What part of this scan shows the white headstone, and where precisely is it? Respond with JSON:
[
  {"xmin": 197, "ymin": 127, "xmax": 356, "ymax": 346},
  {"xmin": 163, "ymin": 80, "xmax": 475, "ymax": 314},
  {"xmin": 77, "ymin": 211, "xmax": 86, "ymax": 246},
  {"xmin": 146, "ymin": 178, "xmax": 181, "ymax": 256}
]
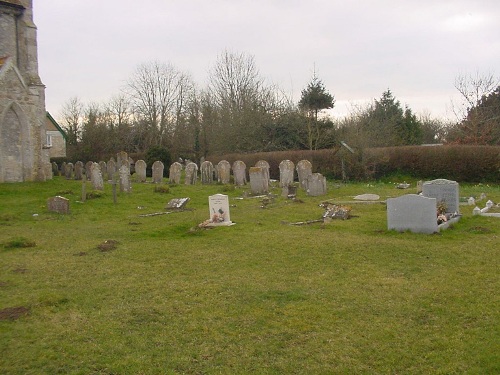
[
  {"xmin": 90, "ymin": 162, "xmax": 104, "ymax": 190},
  {"xmin": 279, "ymin": 160, "xmax": 294, "ymax": 187},
  {"xmin": 208, "ymin": 194, "xmax": 233, "ymax": 226}
]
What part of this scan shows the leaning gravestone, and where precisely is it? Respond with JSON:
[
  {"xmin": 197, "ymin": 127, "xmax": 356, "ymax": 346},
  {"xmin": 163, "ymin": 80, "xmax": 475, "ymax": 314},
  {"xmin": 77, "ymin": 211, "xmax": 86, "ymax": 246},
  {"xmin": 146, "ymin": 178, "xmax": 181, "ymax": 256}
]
[
  {"xmin": 279, "ymin": 160, "xmax": 295, "ymax": 187},
  {"xmin": 422, "ymin": 179, "xmax": 460, "ymax": 213},
  {"xmin": 200, "ymin": 161, "xmax": 214, "ymax": 185},
  {"xmin": 74, "ymin": 161, "xmax": 84, "ymax": 180},
  {"xmin": 255, "ymin": 160, "xmax": 270, "ymax": 184},
  {"xmin": 90, "ymin": 162, "xmax": 104, "ymax": 191},
  {"xmin": 169, "ymin": 162, "xmax": 182, "ymax": 184},
  {"xmin": 64, "ymin": 162, "xmax": 74, "ymax": 179},
  {"xmin": 152, "ymin": 161, "xmax": 164, "ymax": 184},
  {"xmin": 208, "ymin": 194, "xmax": 233, "ymax": 226},
  {"xmin": 232, "ymin": 160, "xmax": 247, "ymax": 186},
  {"xmin": 217, "ymin": 160, "xmax": 231, "ymax": 184},
  {"xmin": 387, "ymin": 194, "xmax": 438, "ymax": 234},
  {"xmin": 185, "ymin": 162, "xmax": 198, "ymax": 185},
  {"xmin": 166, "ymin": 197, "xmax": 190, "ymax": 210},
  {"xmin": 135, "ymin": 160, "xmax": 147, "ymax": 183},
  {"xmin": 47, "ymin": 196, "xmax": 70, "ymax": 214},
  {"xmin": 249, "ymin": 166, "xmax": 269, "ymax": 195},
  {"xmin": 296, "ymin": 160, "xmax": 313, "ymax": 190},
  {"xmin": 51, "ymin": 162, "xmax": 59, "ymax": 176},
  {"xmin": 119, "ymin": 164, "xmax": 131, "ymax": 192},
  {"xmin": 306, "ymin": 173, "xmax": 327, "ymax": 196}
]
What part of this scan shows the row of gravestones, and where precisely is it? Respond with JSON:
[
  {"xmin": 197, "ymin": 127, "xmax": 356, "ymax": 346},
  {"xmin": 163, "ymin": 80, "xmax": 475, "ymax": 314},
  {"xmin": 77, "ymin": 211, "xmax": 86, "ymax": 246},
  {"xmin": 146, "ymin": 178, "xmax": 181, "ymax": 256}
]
[{"xmin": 54, "ymin": 154, "xmax": 328, "ymax": 197}]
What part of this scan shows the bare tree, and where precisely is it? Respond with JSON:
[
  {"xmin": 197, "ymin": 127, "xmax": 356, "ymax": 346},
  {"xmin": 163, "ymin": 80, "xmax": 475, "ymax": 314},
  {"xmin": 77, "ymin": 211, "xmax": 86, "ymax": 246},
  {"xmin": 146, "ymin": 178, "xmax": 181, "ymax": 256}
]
[
  {"xmin": 60, "ymin": 97, "xmax": 83, "ymax": 145},
  {"xmin": 452, "ymin": 71, "xmax": 498, "ymax": 120}
]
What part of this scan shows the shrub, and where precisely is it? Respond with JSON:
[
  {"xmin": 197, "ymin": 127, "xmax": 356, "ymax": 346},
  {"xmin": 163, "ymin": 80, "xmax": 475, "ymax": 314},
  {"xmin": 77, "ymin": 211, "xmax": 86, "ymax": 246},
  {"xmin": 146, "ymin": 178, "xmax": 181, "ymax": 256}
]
[{"xmin": 145, "ymin": 146, "xmax": 172, "ymax": 177}]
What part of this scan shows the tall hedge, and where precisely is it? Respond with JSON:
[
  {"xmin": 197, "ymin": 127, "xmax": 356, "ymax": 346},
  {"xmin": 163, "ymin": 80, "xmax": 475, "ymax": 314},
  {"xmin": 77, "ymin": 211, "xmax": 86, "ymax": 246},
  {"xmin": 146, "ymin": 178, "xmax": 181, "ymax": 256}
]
[{"xmin": 209, "ymin": 145, "xmax": 499, "ymax": 182}]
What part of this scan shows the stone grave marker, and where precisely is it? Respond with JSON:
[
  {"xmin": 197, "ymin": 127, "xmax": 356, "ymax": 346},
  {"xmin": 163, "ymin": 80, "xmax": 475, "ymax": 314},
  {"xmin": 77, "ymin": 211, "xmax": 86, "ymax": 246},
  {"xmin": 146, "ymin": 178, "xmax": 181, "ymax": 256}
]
[
  {"xmin": 387, "ymin": 194, "xmax": 438, "ymax": 234},
  {"xmin": 47, "ymin": 196, "xmax": 70, "ymax": 214},
  {"xmin": 306, "ymin": 173, "xmax": 327, "ymax": 196},
  {"xmin": 166, "ymin": 197, "xmax": 190, "ymax": 210},
  {"xmin": 249, "ymin": 166, "xmax": 269, "ymax": 195},
  {"xmin": 64, "ymin": 162, "xmax": 73, "ymax": 179},
  {"xmin": 169, "ymin": 162, "xmax": 182, "ymax": 184},
  {"xmin": 119, "ymin": 164, "xmax": 131, "ymax": 192},
  {"xmin": 255, "ymin": 160, "xmax": 270, "ymax": 184},
  {"xmin": 200, "ymin": 161, "xmax": 214, "ymax": 184},
  {"xmin": 422, "ymin": 179, "xmax": 460, "ymax": 213},
  {"xmin": 74, "ymin": 161, "xmax": 84, "ymax": 180},
  {"xmin": 416, "ymin": 180, "xmax": 423, "ymax": 194},
  {"xmin": 135, "ymin": 160, "xmax": 147, "ymax": 182},
  {"xmin": 208, "ymin": 194, "xmax": 233, "ymax": 226},
  {"xmin": 107, "ymin": 159, "xmax": 116, "ymax": 181},
  {"xmin": 279, "ymin": 160, "xmax": 295, "ymax": 187},
  {"xmin": 232, "ymin": 160, "xmax": 247, "ymax": 186},
  {"xmin": 354, "ymin": 194, "xmax": 380, "ymax": 201},
  {"xmin": 51, "ymin": 162, "xmax": 59, "ymax": 176},
  {"xmin": 217, "ymin": 160, "xmax": 231, "ymax": 184},
  {"xmin": 152, "ymin": 161, "xmax": 164, "ymax": 184},
  {"xmin": 90, "ymin": 162, "xmax": 104, "ymax": 190},
  {"xmin": 85, "ymin": 161, "xmax": 93, "ymax": 180},
  {"xmin": 117, "ymin": 151, "xmax": 128, "ymax": 169},
  {"xmin": 185, "ymin": 162, "xmax": 198, "ymax": 185},
  {"xmin": 296, "ymin": 160, "xmax": 312, "ymax": 190},
  {"xmin": 99, "ymin": 161, "xmax": 107, "ymax": 176}
]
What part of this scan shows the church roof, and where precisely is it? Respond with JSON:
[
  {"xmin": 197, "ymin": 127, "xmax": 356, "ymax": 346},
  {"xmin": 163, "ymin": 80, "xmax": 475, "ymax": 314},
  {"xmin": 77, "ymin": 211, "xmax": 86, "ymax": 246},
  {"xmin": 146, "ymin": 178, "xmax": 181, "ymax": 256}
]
[{"xmin": 0, "ymin": 0, "xmax": 25, "ymax": 7}]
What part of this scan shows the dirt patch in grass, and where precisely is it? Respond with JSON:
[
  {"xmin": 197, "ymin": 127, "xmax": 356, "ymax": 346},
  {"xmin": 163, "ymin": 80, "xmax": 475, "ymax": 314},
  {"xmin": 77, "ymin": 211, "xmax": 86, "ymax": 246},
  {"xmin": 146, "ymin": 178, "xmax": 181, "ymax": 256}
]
[
  {"xmin": 13, "ymin": 267, "xmax": 28, "ymax": 274},
  {"xmin": 0, "ymin": 281, "xmax": 9, "ymax": 288},
  {"xmin": 467, "ymin": 226, "xmax": 492, "ymax": 234},
  {"xmin": 97, "ymin": 240, "xmax": 119, "ymax": 252},
  {"xmin": 0, "ymin": 306, "xmax": 30, "ymax": 321},
  {"xmin": 74, "ymin": 251, "xmax": 87, "ymax": 256}
]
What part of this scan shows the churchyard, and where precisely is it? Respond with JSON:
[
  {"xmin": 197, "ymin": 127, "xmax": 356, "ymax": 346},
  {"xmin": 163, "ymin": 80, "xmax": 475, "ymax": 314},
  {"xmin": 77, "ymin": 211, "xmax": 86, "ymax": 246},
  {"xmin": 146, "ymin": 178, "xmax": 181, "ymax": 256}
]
[{"xmin": 0, "ymin": 164, "xmax": 499, "ymax": 374}]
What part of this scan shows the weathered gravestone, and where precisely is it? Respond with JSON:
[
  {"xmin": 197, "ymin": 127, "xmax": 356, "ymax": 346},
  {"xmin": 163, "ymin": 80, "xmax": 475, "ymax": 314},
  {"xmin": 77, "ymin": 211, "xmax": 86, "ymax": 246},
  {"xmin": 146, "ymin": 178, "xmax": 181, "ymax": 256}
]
[
  {"xmin": 422, "ymin": 179, "xmax": 460, "ymax": 214},
  {"xmin": 51, "ymin": 162, "xmax": 59, "ymax": 176},
  {"xmin": 107, "ymin": 159, "xmax": 116, "ymax": 181},
  {"xmin": 85, "ymin": 161, "xmax": 93, "ymax": 180},
  {"xmin": 296, "ymin": 160, "xmax": 313, "ymax": 190},
  {"xmin": 255, "ymin": 160, "xmax": 270, "ymax": 184},
  {"xmin": 135, "ymin": 160, "xmax": 147, "ymax": 182},
  {"xmin": 166, "ymin": 197, "xmax": 190, "ymax": 210},
  {"xmin": 169, "ymin": 162, "xmax": 182, "ymax": 184},
  {"xmin": 387, "ymin": 194, "xmax": 438, "ymax": 234},
  {"xmin": 64, "ymin": 162, "xmax": 73, "ymax": 179},
  {"xmin": 208, "ymin": 194, "xmax": 233, "ymax": 226},
  {"xmin": 74, "ymin": 161, "xmax": 84, "ymax": 180},
  {"xmin": 185, "ymin": 162, "xmax": 198, "ymax": 185},
  {"xmin": 90, "ymin": 162, "xmax": 104, "ymax": 190},
  {"xmin": 119, "ymin": 165, "xmax": 131, "ymax": 192},
  {"xmin": 249, "ymin": 167, "xmax": 269, "ymax": 195},
  {"xmin": 99, "ymin": 161, "xmax": 107, "ymax": 177},
  {"xmin": 279, "ymin": 160, "xmax": 295, "ymax": 187},
  {"xmin": 47, "ymin": 196, "xmax": 70, "ymax": 214},
  {"xmin": 232, "ymin": 160, "xmax": 247, "ymax": 186},
  {"xmin": 306, "ymin": 173, "xmax": 327, "ymax": 196},
  {"xmin": 117, "ymin": 151, "xmax": 128, "ymax": 169},
  {"xmin": 200, "ymin": 161, "xmax": 214, "ymax": 184},
  {"xmin": 61, "ymin": 162, "xmax": 66, "ymax": 177},
  {"xmin": 217, "ymin": 160, "xmax": 231, "ymax": 184},
  {"xmin": 152, "ymin": 161, "xmax": 164, "ymax": 184}
]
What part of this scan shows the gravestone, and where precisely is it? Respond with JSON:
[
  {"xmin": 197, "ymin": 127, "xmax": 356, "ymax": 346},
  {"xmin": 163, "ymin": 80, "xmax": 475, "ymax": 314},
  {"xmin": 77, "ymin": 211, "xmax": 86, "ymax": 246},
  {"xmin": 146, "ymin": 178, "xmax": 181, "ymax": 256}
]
[
  {"xmin": 135, "ymin": 160, "xmax": 147, "ymax": 182},
  {"xmin": 99, "ymin": 161, "xmax": 107, "ymax": 177},
  {"xmin": 296, "ymin": 160, "xmax": 313, "ymax": 190},
  {"xmin": 64, "ymin": 162, "xmax": 73, "ymax": 179},
  {"xmin": 200, "ymin": 161, "xmax": 214, "ymax": 184},
  {"xmin": 74, "ymin": 161, "xmax": 83, "ymax": 180},
  {"xmin": 51, "ymin": 162, "xmax": 59, "ymax": 176},
  {"xmin": 128, "ymin": 157, "xmax": 135, "ymax": 174},
  {"xmin": 119, "ymin": 165, "xmax": 131, "ymax": 192},
  {"xmin": 166, "ymin": 197, "xmax": 190, "ymax": 210},
  {"xmin": 107, "ymin": 159, "xmax": 116, "ymax": 181},
  {"xmin": 232, "ymin": 160, "xmax": 247, "ymax": 186},
  {"xmin": 422, "ymin": 179, "xmax": 460, "ymax": 213},
  {"xmin": 387, "ymin": 194, "xmax": 438, "ymax": 234},
  {"xmin": 185, "ymin": 162, "xmax": 198, "ymax": 185},
  {"xmin": 85, "ymin": 161, "xmax": 93, "ymax": 180},
  {"xmin": 90, "ymin": 162, "xmax": 104, "ymax": 190},
  {"xmin": 208, "ymin": 194, "xmax": 233, "ymax": 226},
  {"xmin": 47, "ymin": 196, "xmax": 70, "ymax": 214},
  {"xmin": 61, "ymin": 162, "xmax": 66, "ymax": 177},
  {"xmin": 255, "ymin": 160, "xmax": 270, "ymax": 184},
  {"xmin": 152, "ymin": 161, "xmax": 164, "ymax": 184},
  {"xmin": 117, "ymin": 151, "xmax": 128, "ymax": 169},
  {"xmin": 279, "ymin": 160, "xmax": 295, "ymax": 187},
  {"xmin": 249, "ymin": 166, "xmax": 269, "ymax": 194},
  {"xmin": 354, "ymin": 194, "xmax": 380, "ymax": 201},
  {"xmin": 306, "ymin": 173, "xmax": 327, "ymax": 196},
  {"xmin": 217, "ymin": 160, "xmax": 231, "ymax": 184},
  {"xmin": 169, "ymin": 162, "xmax": 182, "ymax": 184},
  {"xmin": 416, "ymin": 180, "xmax": 423, "ymax": 194}
]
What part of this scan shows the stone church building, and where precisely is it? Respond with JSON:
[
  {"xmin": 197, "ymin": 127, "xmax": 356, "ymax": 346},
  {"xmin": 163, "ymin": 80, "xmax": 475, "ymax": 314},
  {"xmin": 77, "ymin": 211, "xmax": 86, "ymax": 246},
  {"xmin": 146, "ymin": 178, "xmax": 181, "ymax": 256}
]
[{"xmin": 0, "ymin": 0, "xmax": 52, "ymax": 182}]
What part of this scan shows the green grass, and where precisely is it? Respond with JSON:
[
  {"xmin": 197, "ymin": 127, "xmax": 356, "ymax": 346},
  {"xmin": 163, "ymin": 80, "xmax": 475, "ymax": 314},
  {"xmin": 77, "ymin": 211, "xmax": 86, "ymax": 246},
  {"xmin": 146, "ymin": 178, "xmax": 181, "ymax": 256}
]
[{"xmin": 0, "ymin": 177, "xmax": 499, "ymax": 374}]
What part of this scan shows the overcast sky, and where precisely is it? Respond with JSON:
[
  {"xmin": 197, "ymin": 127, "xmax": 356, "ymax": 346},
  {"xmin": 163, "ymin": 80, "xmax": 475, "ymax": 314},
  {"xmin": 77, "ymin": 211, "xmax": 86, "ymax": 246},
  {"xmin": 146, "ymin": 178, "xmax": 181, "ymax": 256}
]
[{"xmin": 34, "ymin": 0, "xmax": 499, "ymax": 121}]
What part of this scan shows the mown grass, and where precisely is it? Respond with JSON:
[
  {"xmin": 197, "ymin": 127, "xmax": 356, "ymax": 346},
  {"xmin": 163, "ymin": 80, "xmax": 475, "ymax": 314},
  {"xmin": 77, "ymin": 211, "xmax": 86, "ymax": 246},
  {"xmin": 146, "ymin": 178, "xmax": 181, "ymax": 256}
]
[{"xmin": 0, "ymin": 177, "xmax": 499, "ymax": 374}]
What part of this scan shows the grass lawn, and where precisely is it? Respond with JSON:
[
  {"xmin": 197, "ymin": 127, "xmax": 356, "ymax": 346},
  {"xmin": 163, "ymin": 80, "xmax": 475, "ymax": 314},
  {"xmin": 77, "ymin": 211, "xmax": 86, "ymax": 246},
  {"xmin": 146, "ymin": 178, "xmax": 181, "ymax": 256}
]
[{"xmin": 0, "ymin": 176, "xmax": 499, "ymax": 374}]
